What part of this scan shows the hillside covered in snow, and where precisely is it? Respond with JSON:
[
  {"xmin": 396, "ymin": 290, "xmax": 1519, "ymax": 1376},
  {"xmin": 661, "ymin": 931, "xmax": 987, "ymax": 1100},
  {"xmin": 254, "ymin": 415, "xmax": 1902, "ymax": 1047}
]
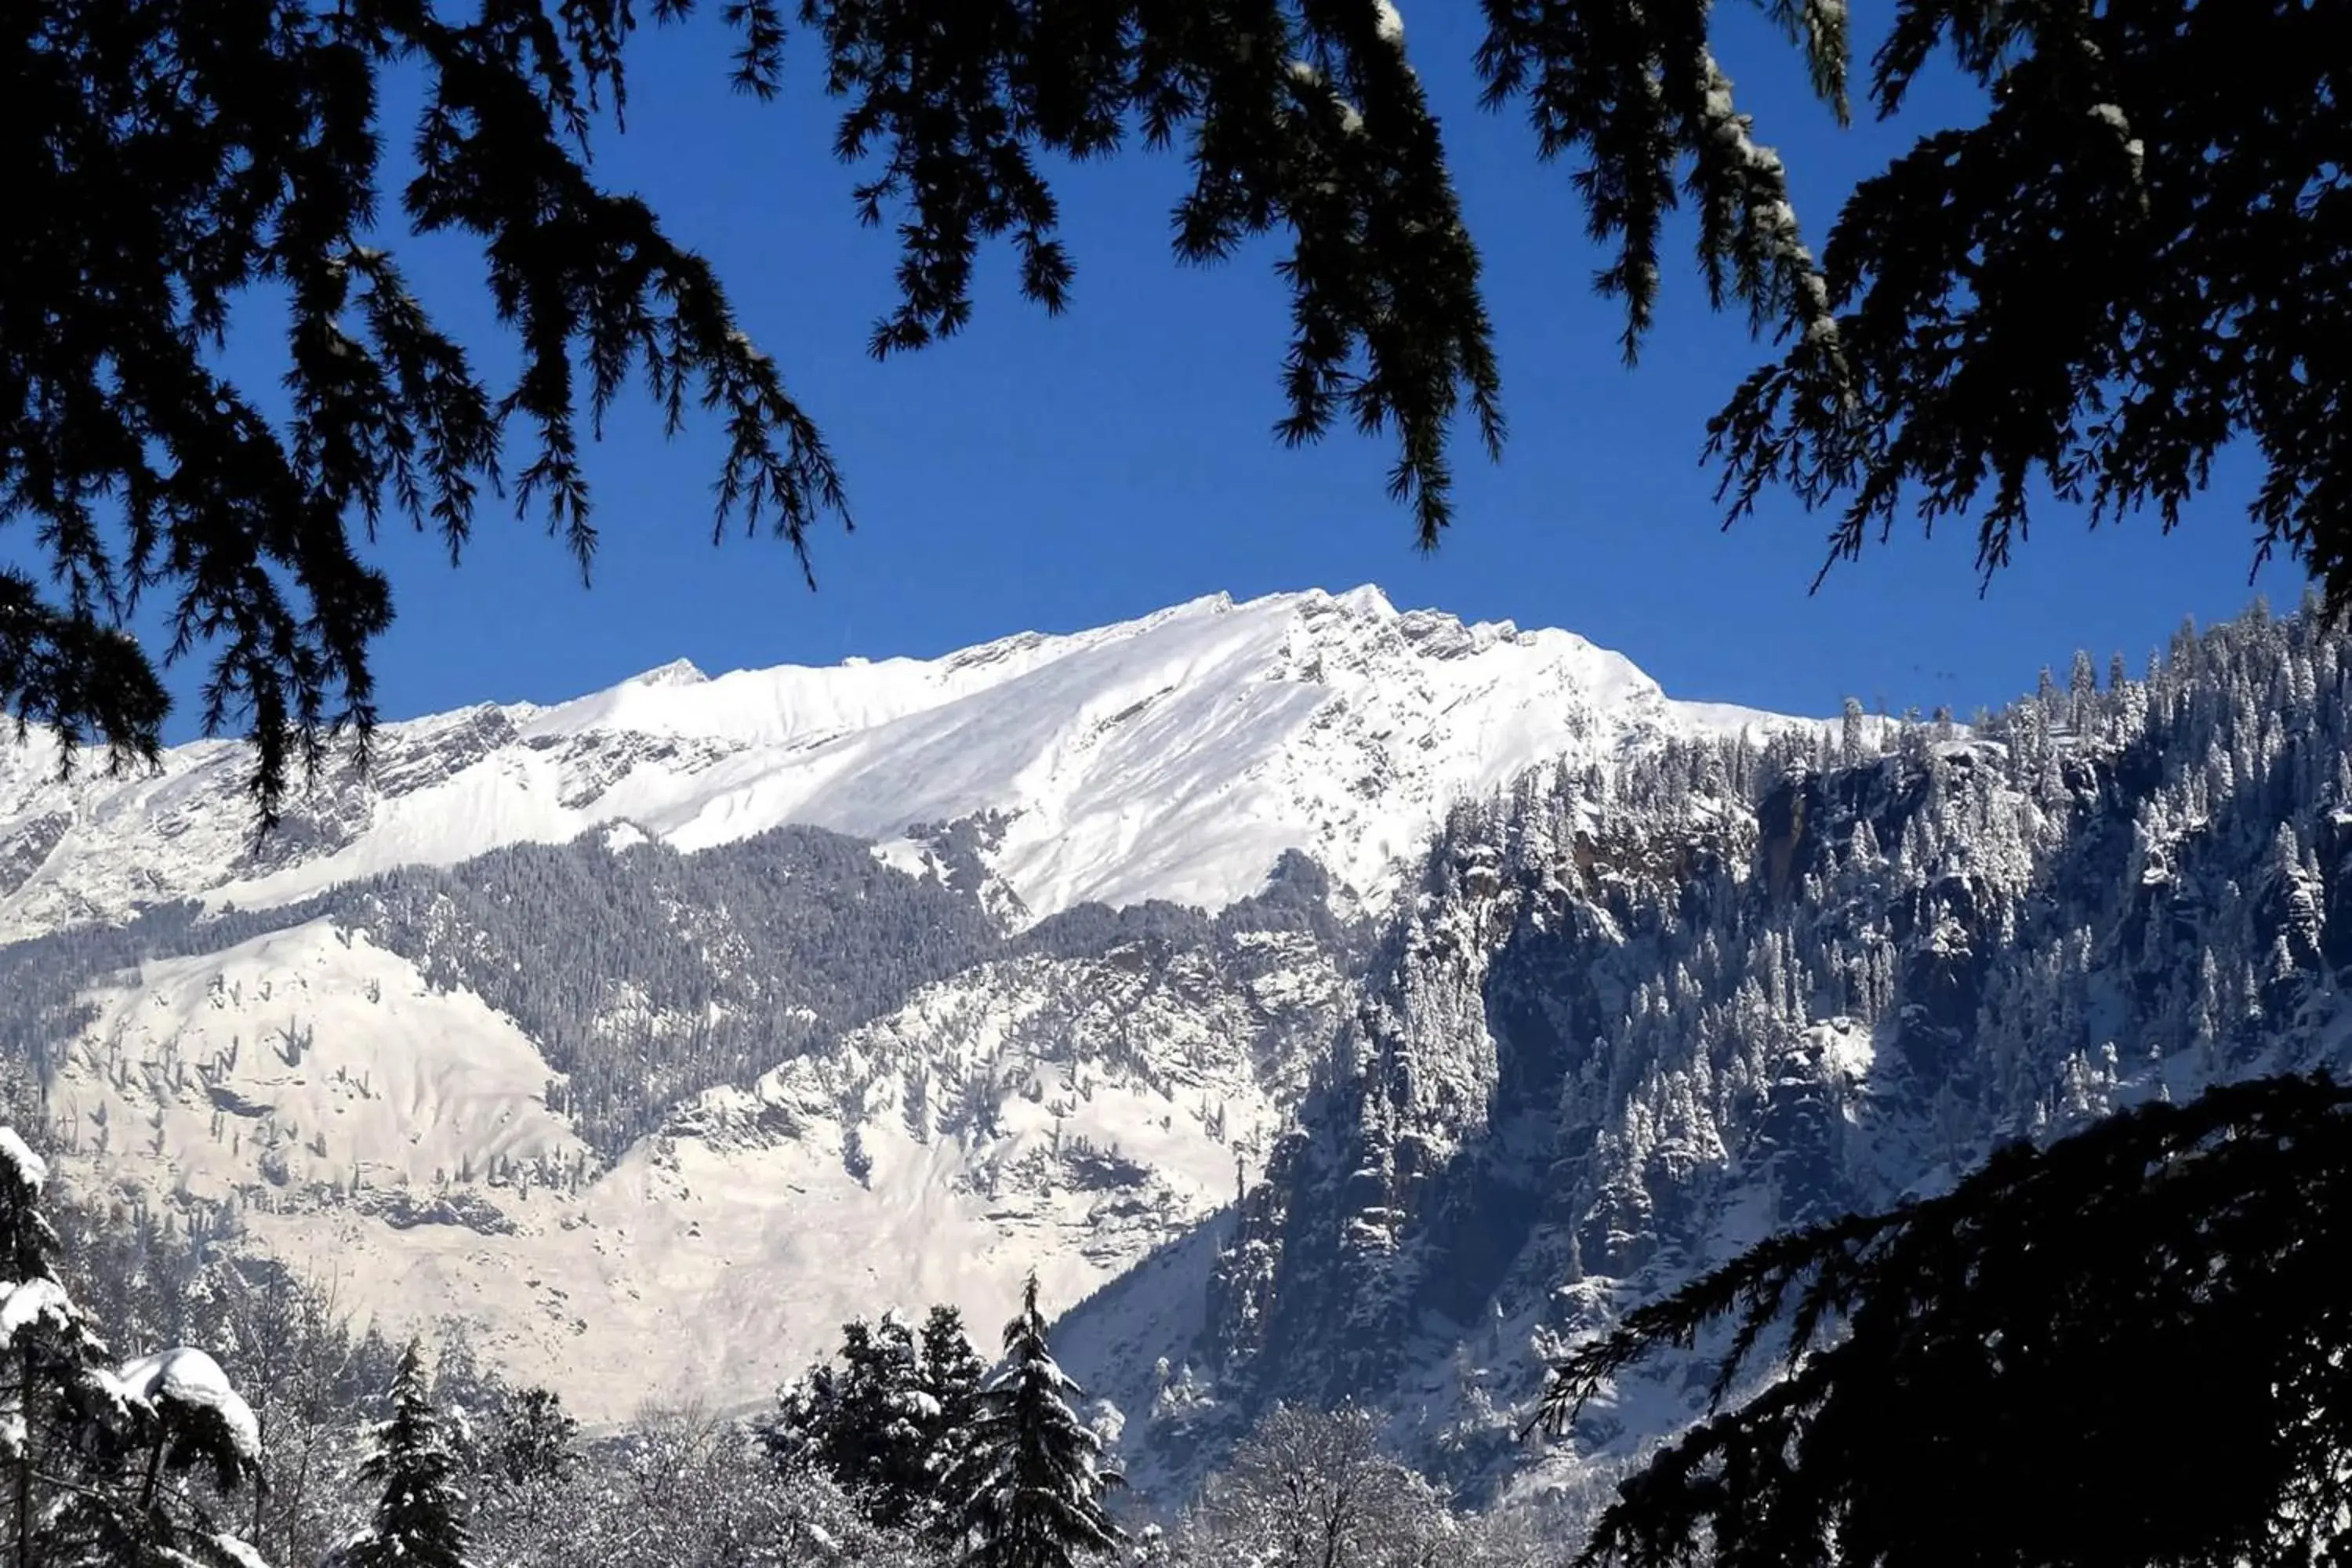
[
  {"xmin": 0, "ymin": 586, "xmax": 1795, "ymax": 1428},
  {"xmin": 1065, "ymin": 601, "xmax": 2352, "ymax": 1504},
  {"xmin": 11, "ymin": 584, "xmax": 2339, "ymax": 1522}
]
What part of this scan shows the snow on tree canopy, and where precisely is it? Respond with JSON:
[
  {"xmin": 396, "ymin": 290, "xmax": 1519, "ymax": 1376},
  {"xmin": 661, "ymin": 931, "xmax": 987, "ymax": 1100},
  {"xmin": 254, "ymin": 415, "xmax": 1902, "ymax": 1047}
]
[
  {"xmin": 949, "ymin": 1273, "xmax": 1121, "ymax": 1566},
  {"xmin": 1, "ymin": 1277, "xmax": 74, "ymax": 1345},
  {"xmin": 209, "ymin": 1532, "xmax": 271, "ymax": 1568},
  {"xmin": 0, "ymin": 1127, "xmax": 48, "ymax": 1192},
  {"xmin": 983, "ymin": 1350, "xmax": 1081, "ymax": 1399},
  {"xmin": 114, "ymin": 1348, "xmax": 263, "ymax": 1461}
]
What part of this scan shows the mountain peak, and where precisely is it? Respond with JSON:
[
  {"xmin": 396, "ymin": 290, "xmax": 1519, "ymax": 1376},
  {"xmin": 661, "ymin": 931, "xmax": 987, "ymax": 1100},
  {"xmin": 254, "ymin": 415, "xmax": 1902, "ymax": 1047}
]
[
  {"xmin": 0, "ymin": 588, "xmax": 1808, "ymax": 942},
  {"xmin": 631, "ymin": 656, "xmax": 708, "ymax": 688},
  {"xmin": 1327, "ymin": 583, "xmax": 1397, "ymax": 618}
]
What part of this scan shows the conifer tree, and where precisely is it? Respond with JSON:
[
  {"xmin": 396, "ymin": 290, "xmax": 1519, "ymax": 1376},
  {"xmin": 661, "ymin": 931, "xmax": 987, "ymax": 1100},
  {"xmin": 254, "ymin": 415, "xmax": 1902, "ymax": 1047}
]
[
  {"xmin": 347, "ymin": 1343, "xmax": 470, "ymax": 1568},
  {"xmin": 919, "ymin": 1305, "xmax": 988, "ymax": 1457},
  {"xmin": 835, "ymin": 1312, "xmax": 934, "ymax": 1527},
  {"xmin": 4, "ymin": 0, "xmax": 1867, "ymax": 817},
  {"xmin": 0, "ymin": 1127, "xmax": 103, "ymax": 1568},
  {"xmin": 772, "ymin": 1311, "xmax": 939, "ymax": 1530},
  {"xmin": 10, "ymin": 0, "xmax": 2345, "ymax": 823},
  {"xmin": 946, "ymin": 1274, "xmax": 1120, "ymax": 1568},
  {"xmin": 1538, "ymin": 1073, "xmax": 2352, "ymax": 1568},
  {"xmin": 1708, "ymin": 2, "xmax": 2347, "ymax": 601},
  {"xmin": 1, "ymin": 1127, "xmax": 266, "ymax": 1568},
  {"xmin": 918, "ymin": 1305, "xmax": 990, "ymax": 1540}
]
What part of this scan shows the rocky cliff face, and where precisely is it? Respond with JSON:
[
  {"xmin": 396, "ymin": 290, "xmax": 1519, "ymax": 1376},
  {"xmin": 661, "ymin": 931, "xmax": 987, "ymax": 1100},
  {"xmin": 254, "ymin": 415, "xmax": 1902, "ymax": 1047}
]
[{"xmin": 1082, "ymin": 605, "xmax": 2352, "ymax": 1505}]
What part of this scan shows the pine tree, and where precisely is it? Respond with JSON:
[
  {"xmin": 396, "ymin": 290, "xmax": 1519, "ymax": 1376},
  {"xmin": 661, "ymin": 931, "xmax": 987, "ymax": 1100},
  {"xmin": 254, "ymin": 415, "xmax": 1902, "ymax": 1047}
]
[
  {"xmin": 917, "ymin": 1305, "xmax": 989, "ymax": 1515},
  {"xmin": 1539, "ymin": 1074, "xmax": 2352, "ymax": 1568},
  {"xmin": 346, "ymin": 1344, "xmax": 470, "ymax": 1568},
  {"xmin": 919, "ymin": 1307, "xmax": 987, "ymax": 1432},
  {"xmin": 1709, "ymin": 3, "xmax": 2347, "ymax": 602},
  {"xmin": 837, "ymin": 1312, "xmax": 935, "ymax": 1527},
  {"xmin": 10, "ymin": 0, "xmax": 2347, "ymax": 823},
  {"xmin": 946, "ymin": 1275, "xmax": 1121, "ymax": 1568},
  {"xmin": 0, "ymin": 1127, "xmax": 100, "ymax": 1568},
  {"xmin": 771, "ymin": 1311, "xmax": 941, "ymax": 1530},
  {"xmin": 1, "ymin": 1127, "xmax": 266, "ymax": 1568}
]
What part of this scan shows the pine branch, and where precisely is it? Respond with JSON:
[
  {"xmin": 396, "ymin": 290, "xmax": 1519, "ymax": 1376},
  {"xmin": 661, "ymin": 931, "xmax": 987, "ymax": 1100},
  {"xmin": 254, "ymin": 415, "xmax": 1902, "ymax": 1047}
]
[
  {"xmin": 1712, "ymin": 0, "xmax": 2349, "ymax": 603},
  {"xmin": 1543, "ymin": 1074, "xmax": 2352, "ymax": 1568}
]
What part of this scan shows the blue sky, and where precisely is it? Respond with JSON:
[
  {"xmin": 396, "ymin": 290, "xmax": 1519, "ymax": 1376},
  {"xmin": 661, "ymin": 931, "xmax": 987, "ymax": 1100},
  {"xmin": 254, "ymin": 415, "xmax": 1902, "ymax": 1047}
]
[{"xmin": 183, "ymin": 5, "xmax": 2296, "ymax": 736}]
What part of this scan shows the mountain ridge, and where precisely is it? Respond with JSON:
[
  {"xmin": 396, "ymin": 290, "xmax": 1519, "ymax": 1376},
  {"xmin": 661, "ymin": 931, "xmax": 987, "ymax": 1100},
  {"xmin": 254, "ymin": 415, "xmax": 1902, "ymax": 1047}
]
[
  {"xmin": 0, "ymin": 586, "xmax": 1798, "ymax": 946},
  {"xmin": 0, "ymin": 584, "xmax": 1819, "ymax": 1436},
  {"xmin": 1069, "ymin": 604, "xmax": 2352, "ymax": 1509},
  {"xmin": 22, "ymin": 594, "xmax": 2321, "ymax": 1530}
]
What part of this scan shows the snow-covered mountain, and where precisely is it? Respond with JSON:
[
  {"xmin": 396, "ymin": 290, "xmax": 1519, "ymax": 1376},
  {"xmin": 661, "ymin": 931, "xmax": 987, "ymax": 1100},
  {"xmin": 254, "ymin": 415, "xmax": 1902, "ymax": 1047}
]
[
  {"xmin": 0, "ymin": 586, "xmax": 1782, "ymax": 945},
  {"xmin": 0, "ymin": 586, "xmax": 1802, "ymax": 1432},
  {"xmin": 14, "ymin": 583, "xmax": 2344, "ymax": 1523},
  {"xmin": 31, "ymin": 893, "xmax": 1348, "ymax": 1422},
  {"xmin": 1063, "ymin": 604, "xmax": 2352, "ymax": 1508}
]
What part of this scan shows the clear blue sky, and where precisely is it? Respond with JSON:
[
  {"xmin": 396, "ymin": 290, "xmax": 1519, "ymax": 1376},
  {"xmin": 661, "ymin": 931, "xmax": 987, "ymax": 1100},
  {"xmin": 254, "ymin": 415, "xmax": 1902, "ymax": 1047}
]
[{"xmin": 186, "ymin": 6, "xmax": 2296, "ymax": 737}]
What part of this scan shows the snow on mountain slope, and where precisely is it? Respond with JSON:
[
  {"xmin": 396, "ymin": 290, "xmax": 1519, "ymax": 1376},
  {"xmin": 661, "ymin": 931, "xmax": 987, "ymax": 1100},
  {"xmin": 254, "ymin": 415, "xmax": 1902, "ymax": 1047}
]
[
  {"xmin": 35, "ymin": 906, "xmax": 1352, "ymax": 1423},
  {"xmin": 222, "ymin": 1087, "xmax": 1212, "ymax": 1428},
  {"xmin": 0, "ymin": 586, "xmax": 1796, "ymax": 942},
  {"xmin": 44, "ymin": 920, "xmax": 587, "ymax": 1196},
  {"xmin": 1, "ymin": 583, "xmax": 1824, "ymax": 1433}
]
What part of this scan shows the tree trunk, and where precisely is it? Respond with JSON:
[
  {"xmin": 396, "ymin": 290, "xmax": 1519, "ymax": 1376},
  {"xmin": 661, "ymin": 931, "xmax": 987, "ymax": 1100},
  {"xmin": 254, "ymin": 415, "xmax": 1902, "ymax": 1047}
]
[{"xmin": 16, "ymin": 1345, "xmax": 34, "ymax": 1568}]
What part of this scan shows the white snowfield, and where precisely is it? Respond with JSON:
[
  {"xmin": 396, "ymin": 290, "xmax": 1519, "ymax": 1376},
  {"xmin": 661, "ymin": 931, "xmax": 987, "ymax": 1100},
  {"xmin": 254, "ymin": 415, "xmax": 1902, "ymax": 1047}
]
[
  {"xmin": 49, "ymin": 921, "xmax": 589, "ymax": 1196},
  {"xmin": 6, "ymin": 585, "xmax": 1817, "ymax": 1426},
  {"xmin": 0, "ymin": 586, "xmax": 1794, "ymax": 942},
  {"xmin": 43, "ymin": 918, "xmax": 1343, "ymax": 1422}
]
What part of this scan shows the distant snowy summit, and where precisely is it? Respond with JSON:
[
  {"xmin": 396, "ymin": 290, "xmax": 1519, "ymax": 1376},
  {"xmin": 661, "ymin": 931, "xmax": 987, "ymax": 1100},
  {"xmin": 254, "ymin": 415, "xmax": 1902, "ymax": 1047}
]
[{"xmin": 0, "ymin": 586, "xmax": 1802, "ymax": 942}]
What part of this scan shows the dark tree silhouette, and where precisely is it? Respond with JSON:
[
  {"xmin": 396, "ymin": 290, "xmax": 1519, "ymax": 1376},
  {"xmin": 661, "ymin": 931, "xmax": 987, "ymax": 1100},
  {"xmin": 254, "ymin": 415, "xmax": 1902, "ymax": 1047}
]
[
  {"xmin": 0, "ymin": 1129, "xmax": 267, "ymax": 1568},
  {"xmin": 5, "ymin": 0, "xmax": 1842, "ymax": 818},
  {"xmin": 347, "ymin": 1342, "xmax": 471, "ymax": 1568},
  {"xmin": 1709, "ymin": 2, "xmax": 2350, "ymax": 601},
  {"xmin": 946, "ymin": 1273, "xmax": 1121, "ymax": 1568},
  {"xmin": 11, "ymin": 0, "xmax": 2336, "ymax": 824},
  {"xmin": 1540, "ymin": 1073, "xmax": 2352, "ymax": 1568}
]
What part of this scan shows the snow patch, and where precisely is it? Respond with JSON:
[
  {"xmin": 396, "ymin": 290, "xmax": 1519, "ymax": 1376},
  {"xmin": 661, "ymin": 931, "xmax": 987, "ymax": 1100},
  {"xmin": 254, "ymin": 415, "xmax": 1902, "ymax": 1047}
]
[
  {"xmin": 1809, "ymin": 1017, "xmax": 1875, "ymax": 1083},
  {"xmin": 209, "ymin": 1535, "xmax": 270, "ymax": 1568},
  {"xmin": 0, "ymin": 1279, "xmax": 74, "ymax": 1345},
  {"xmin": 48, "ymin": 920, "xmax": 586, "ymax": 1203},
  {"xmin": 870, "ymin": 837, "xmax": 934, "ymax": 880}
]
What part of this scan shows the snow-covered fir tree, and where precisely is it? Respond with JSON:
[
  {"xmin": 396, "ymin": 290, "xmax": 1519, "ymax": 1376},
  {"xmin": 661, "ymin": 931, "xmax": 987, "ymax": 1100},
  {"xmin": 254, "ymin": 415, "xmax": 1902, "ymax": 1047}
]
[
  {"xmin": 0, "ymin": 1126, "xmax": 267, "ymax": 1568},
  {"xmin": 946, "ymin": 1274, "xmax": 1120, "ymax": 1568},
  {"xmin": 771, "ymin": 1303, "xmax": 1006, "ymax": 1539},
  {"xmin": 343, "ymin": 1343, "xmax": 469, "ymax": 1568},
  {"xmin": 916, "ymin": 1307, "xmax": 988, "ymax": 1526},
  {"xmin": 773, "ymin": 1310, "xmax": 939, "ymax": 1530}
]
